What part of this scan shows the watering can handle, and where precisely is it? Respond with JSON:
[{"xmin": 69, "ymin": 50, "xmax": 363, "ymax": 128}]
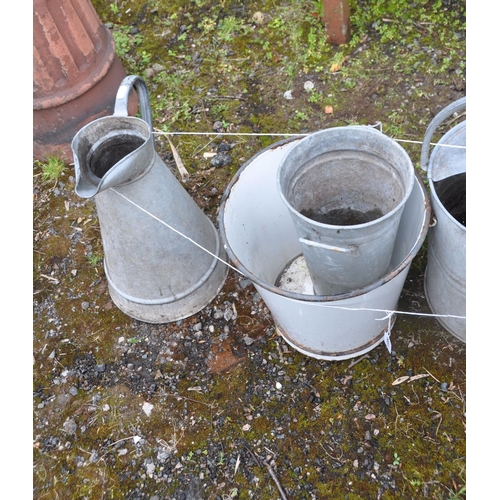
[
  {"xmin": 420, "ymin": 96, "xmax": 466, "ymax": 172},
  {"xmin": 299, "ymin": 238, "xmax": 358, "ymax": 255},
  {"xmin": 114, "ymin": 75, "xmax": 155, "ymax": 139}
]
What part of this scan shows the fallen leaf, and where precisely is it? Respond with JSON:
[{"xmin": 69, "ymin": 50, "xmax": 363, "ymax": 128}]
[
  {"xmin": 330, "ymin": 62, "xmax": 343, "ymax": 73},
  {"xmin": 392, "ymin": 375, "xmax": 410, "ymax": 385},
  {"xmin": 408, "ymin": 374, "xmax": 429, "ymax": 382}
]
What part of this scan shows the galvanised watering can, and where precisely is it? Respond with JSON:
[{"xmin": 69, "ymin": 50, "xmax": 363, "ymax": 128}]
[
  {"xmin": 72, "ymin": 75, "xmax": 228, "ymax": 323},
  {"xmin": 421, "ymin": 96, "xmax": 466, "ymax": 342}
]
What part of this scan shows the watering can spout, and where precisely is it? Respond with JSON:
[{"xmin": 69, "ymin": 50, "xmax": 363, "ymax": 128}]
[
  {"xmin": 72, "ymin": 76, "xmax": 154, "ymax": 199},
  {"xmin": 72, "ymin": 121, "xmax": 152, "ymax": 198}
]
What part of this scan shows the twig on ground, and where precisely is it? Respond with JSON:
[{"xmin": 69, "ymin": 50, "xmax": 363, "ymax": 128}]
[
  {"xmin": 347, "ymin": 354, "xmax": 370, "ymax": 369},
  {"xmin": 166, "ymin": 136, "xmax": 190, "ymax": 181},
  {"xmin": 263, "ymin": 459, "xmax": 289, "ymax": 500},
  {"xmin": 423, "ymin": 367, "xmax": 440, "ymax": 383},
  {"xmin": 243, "ymin": 443, "xmax": 288, "ymax": 500}
]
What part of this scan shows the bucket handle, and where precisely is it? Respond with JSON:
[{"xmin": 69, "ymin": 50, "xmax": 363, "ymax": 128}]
[
  {"xmin": 299, "ymin": 238, "xmax": 359, "ymax": 256},
  {"xmin": 113, "ymin": 75, "xmax": 155, "ymax": 145},
  {"xmin": 420, "ymin": 96, "xmax": 465, "ymax": 172}
]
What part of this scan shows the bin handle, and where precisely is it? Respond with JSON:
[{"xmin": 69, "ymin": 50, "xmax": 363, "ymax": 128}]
[
  {"xmin": 420, "ymin": 96, "xmax": 465, "ymax": 172},
  {"xmin": 113, "ymin": 75, "xmax": 155, "ymax": 146},
  {"xmin": 299, "ymin": 238, "xmax": 359, "ymax": 255}
]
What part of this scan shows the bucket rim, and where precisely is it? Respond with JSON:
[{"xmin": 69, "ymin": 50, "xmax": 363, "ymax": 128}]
[
  {"xmin": 276, "ymin": 126, "xmax": 416, "ymax": 229},
  {"xmin": 219, "ymin": 137, "xmax": 431, "ymax": 303}
]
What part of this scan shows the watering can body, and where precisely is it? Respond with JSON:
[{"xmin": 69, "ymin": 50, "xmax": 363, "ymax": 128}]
[
  {"xmin": 72, "ymin": 76, "xmax": 228, "ymax": 323},
  {"xmin": 421, "ymin": 97, "xmax": 466, "ymax": 342}
]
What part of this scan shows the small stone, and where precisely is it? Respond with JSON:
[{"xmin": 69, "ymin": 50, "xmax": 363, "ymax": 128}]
[
  {"xmin": 284, "ymin": 90, "xmax": 293, "ymax": 100},
  {"xmin": 213, "ymin": 309, "xmax": 224, "ymax": 320},
  {"xmin": 152, "ymin": 63, "xmax": 165, "ymax": 72},
  {"xmin": 440, "ymin": 382, "xmax": 449, "ymax": 392},
  {"xmin": 95, "ymin": 363, "xmax": 106, "ymax": 373},
  {"xmin": 243, "ymin": 336, "xmax": 254, "ymax": 346},
  {"xmin": 213, "ymin": 120, "xmax": 224, "ymax": 131},
  {"xmin": 81, "ymin": 301, "xmax": 90, "ymax": 310},
  {"xmin": 69, "ymin": 386, "xmax": 78, "ymax": 396},
  {"xmin": 210, "ymin": 152, "xmax": 232, "ymax": 168},
  {"xmin": 62, "ymin": 418, "xmax": 78, "ymax": 435},
  {"xmin": 102, "ymin": 404, "xmax": 110, "ymax": 412},
  {"xmin": 142, "ymin": 402, "xmax": 154, "ymax": 417},
  {"xmin": 324, "ymin": 105, "xmax": 334, "ymax": 114},
  {"xmin": 239, "ymin": 278, "xmax": 252, "ymax": 289},
  {"xmin": 276, "ymin": 381, "xmax": 282, "ymax": 390},
  {"xmin": 304, "ymin": 80, "xmax": 314, "ymax": 90},
  {"xmin": 252, "ymin": 11, "xmax": 265, "ymax": 24}
]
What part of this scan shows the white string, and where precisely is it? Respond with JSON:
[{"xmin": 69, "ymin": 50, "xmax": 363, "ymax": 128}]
[
  {"xmin": 109, "ymin": 188, "xmax": 243, "ymax": 275},
  {"xmin": 110, "ymin": 131, "xmax": 466, "ymax": 324},
  {"xmin": 281, "ymin": 297, "xmax": 465, "ymax": 319},
  {"xmin": 153, "ymin": 129, "xmax": 466, "ymax": 149},
  {"xmin": 110, "ymin": 188, "xmax": 465, "ymax": 323}
]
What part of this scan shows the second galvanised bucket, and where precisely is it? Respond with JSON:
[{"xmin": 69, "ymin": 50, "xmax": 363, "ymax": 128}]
[
  {"xmin": 220, "ymin": 139, "xmax": 430, "ymax": 361},
  {"xmin": 277, "ymin": 126, "xmax": 415, "ymax": 295},
  {"xmin": 72, "ymin": 76, "xmax": 228, "ymax": 323},
  {"xmin": 421, "ymin": 97, "xmax": 466, "ymax": 342}
]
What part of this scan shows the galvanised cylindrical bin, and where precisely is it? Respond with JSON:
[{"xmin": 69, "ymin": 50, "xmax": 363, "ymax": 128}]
[
  {"xmin": 72, "ymin": 76, "xmax": 228, "ymax": 323},
  {"xmin": 277, "ymin": 126, "xmax": 415, "ymax": 295},
  {"xmin": 421, "ymin": 97, "xmax": 466, "ymax": 342},
  {"xmin": 33, "ymin": 0, "xmax": 131, "ymax": 163},
  {"xmin": 220, "ymin": 139, "xmax": 430, "ymax": 361}
]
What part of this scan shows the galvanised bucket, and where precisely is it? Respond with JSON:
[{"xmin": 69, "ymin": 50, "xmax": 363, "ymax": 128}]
[
  {"xmin": 421, "ymin": 97, "xmax": 466, "ymax": 342},
  {"xmin": 220, "ymin": 139, "xmax": 430, "ymax": 361},
  {"xmin": 72, "ymin": 76, "xmax": 228, "ymax": 323},
  {"xmin": 277, "ymin": 126, "xmax": 415, "ymax": 295}
]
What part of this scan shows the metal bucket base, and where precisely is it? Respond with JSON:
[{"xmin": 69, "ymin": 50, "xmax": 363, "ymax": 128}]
[
  {"xmin": 106, "ymin": 245, "xmax": 229, "ymax": 324},
  {"xmin": 275, "ymin": 254, "xmax": 390, "ymax": 360},
  {"xmin": 276, "ymin": 323, "xmax": 389, "ymax": 361}
]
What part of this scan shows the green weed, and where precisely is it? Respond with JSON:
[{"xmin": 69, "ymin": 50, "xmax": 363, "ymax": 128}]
[
  {"xmin": 86, "ymin": 253, "xmax": 103, "ymax": 267},
  {"xmin": 40, "ymin": 155, "xmax": 66, "ymax": 182}
]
